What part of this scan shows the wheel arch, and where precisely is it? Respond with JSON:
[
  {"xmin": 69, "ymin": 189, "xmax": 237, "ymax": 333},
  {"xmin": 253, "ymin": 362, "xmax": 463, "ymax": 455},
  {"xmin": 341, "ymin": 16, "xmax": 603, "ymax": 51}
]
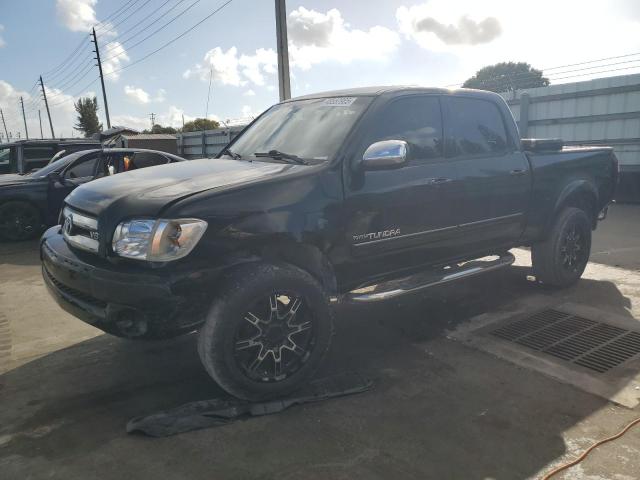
[{"xmin": 549, "ymin": 181, "xmax": 599, "ymax": 233}]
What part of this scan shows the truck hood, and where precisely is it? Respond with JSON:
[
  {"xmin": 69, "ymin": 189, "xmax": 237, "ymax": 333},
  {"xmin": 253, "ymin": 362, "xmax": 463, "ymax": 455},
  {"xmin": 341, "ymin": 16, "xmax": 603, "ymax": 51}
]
[
  {"xmin": 0, "ymin": 174, "xmax": 34, "ymax": 187},
  {"xmin": 65, "ymin": 158, "xmax": 302, "ymax": 217}
]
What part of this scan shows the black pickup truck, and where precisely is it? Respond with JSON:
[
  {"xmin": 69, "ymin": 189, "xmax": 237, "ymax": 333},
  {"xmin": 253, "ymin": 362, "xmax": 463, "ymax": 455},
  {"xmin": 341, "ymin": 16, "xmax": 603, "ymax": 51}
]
[{"xmin": 40, "ymin": 87, "xmax": 617, "ymax": 400}]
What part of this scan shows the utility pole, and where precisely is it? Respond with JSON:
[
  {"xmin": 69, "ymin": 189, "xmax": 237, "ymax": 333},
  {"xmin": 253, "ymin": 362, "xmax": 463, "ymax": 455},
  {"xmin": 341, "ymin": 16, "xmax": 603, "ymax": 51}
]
[
  {"xmin": 19, "ymin": 97, "xmax": 29, "ymax": 139},
  {"xmin": 91, "ymin": 28, "xmax": 111, "ymax": 129},
  {"xmin": 275, "ymin": 0, "xmax": 291, "ymax": 101},
  {"xmin": 38, "ymin": 110, "xmax": 43, "ymax": 139},
  {"xmin": 149, "ymin": 113, "xmax": 155, "ymax": 130},
  {"xmin": 39, "ymin": 76, "xmax": 55, "ymax": 138},
  {"xmin": 0, "ymin": 109, "xmax": 9, "ymax": 140}
]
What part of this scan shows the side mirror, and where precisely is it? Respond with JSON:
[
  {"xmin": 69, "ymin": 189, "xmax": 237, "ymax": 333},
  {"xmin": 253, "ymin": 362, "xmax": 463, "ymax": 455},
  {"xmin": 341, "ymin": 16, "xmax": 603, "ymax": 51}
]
[
  {"xmin": 362, "ymin": 140, "xmax": 408, "ymax": 170},
  {"xmin": 48, "ymin": 172, "xmax": 65, "ymax": 185}
]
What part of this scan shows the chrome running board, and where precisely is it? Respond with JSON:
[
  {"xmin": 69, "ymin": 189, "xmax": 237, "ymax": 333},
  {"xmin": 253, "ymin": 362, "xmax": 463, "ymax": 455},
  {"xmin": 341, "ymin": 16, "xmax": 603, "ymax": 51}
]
[{"xmin": 344, "ymin": 252, "xmax": 515, "ymax": 303}]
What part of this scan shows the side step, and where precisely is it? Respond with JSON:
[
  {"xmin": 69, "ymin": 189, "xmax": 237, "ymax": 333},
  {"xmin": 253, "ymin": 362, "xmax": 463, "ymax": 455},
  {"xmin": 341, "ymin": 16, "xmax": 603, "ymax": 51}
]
[{"xmin": 344, "ymin": 252, "xmax": 515, "ymax": 303}]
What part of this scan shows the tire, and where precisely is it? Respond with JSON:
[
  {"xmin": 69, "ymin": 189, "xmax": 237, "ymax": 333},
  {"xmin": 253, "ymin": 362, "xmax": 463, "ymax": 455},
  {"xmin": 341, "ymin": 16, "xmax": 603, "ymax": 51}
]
[
  {"xmin": 0, "ymin": 201, "xmax": 42, "ymax": 241},
  {"xmin": 197, "ymin": 262, "xmax": 333, "ymax": 401},
  {"xmin": 531, "ymin": 207, "xmax": 592, "ymax": 288}
]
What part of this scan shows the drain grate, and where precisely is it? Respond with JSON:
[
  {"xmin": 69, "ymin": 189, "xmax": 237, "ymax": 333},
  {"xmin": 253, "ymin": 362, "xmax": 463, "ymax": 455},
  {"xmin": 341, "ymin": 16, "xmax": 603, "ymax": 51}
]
[{"xmin": 490, "ymin": 309, "xmax": 640, "ymax": 373}]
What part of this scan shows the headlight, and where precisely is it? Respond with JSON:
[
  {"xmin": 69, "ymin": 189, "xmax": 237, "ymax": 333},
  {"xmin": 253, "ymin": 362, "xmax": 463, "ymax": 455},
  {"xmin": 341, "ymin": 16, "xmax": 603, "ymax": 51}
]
[{"xmin": 112, "ymin": 218, "xmax": 207, "ymax": 261}]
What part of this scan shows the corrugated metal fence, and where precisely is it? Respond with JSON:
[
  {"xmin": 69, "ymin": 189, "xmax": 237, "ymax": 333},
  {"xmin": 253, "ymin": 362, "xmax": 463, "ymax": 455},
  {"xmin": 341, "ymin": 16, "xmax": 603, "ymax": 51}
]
[
  {"xmin": 501, "ymin": 73, "xmax": 640, "ymax": 201},
  {"xmin": 177, "ymin": 126, "xmax": 245, "ymax": 159}
]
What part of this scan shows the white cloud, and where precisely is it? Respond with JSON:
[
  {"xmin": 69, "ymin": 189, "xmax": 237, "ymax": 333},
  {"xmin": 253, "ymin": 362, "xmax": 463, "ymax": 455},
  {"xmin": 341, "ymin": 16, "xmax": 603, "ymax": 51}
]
[
  {"xmin": 287, "ymin": 7, "xmax": 400, "ymax": 70},
  {"xmin": 154, "ymin": 88, "xmax": 166, "ymax": 103},
  {"xmin": 243, "ymin": 89, "xmax": 256, "ymax": 97},
  {"xmin": 101, "ymin": 42, "xmax": 129, "ymax": 81},
  {"xmin": 56, "ymin": 0, "xmax": 100, "ymax": 32},
  {"xmin": 239, "ymin": 48, "xmax": 277, "ymax": 86},
  {"xmin": 0, "ymin": 25, "xmax": 6, "ymax": 48},
  {"xmin": 184, "ymin": 46, "xmax": 277, "ymax": 87},
  {"xmin": 0, "ymin": 79, "xmax": 100, "ymax": 139},
  {"xmin": 124, "ymin": 85, "xmax": 150, "ymax": 104},
  {"xmin": 124, "ymin": 86, "xmax": 167, "ymax": 105},
  {"xmin": 241, "ymin": 105, "xmax": 253, "ymax": 118}
]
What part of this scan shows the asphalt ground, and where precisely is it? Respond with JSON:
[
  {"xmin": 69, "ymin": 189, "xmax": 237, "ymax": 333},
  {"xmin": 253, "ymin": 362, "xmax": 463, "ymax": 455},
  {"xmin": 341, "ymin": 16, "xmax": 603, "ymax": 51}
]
[{"xmin": 1, "ymin": 203, "xmax": 639, "ymax": 479}]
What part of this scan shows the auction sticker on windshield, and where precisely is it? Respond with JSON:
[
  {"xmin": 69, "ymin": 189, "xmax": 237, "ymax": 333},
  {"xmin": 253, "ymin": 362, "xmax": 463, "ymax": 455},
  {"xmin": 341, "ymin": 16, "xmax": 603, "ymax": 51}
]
[{"xmin": 323, "ymin": 97, "xmax": 357, "ymax": 106}]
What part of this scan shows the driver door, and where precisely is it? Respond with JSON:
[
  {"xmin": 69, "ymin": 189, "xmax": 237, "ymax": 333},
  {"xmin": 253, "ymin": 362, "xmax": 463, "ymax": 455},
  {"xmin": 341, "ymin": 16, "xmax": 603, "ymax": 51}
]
[{"xmin": 47, "ymin": 152, "xmax": 101, "ymax": 222}]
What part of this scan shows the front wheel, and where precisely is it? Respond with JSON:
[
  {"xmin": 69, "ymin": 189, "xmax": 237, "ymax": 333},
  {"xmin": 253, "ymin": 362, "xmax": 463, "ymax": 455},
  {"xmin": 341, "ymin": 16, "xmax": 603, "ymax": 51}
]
[
  {"xmin": 0, "ymin": 201, "xmax": 42, "ymax": 241},
  {"xmin": 197, "ymin": 263, "xmax": 333, "ymax": 401},
  {"xmin": 531, "ymin": 207, "xmax": 592, "ymax": 288}
]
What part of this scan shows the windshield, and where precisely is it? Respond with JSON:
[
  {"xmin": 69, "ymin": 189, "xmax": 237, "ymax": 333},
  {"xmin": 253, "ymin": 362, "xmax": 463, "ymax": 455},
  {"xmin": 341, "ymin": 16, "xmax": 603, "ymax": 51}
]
[{"xmin": 226, "ymin": 96, "xmax": 372, "ymax": 162}]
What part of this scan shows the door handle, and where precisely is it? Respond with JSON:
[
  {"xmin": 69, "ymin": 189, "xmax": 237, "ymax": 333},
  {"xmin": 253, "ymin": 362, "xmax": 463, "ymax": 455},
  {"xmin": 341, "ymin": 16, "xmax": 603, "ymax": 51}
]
[
  {"xmin": 427, "ymin": 177, "xmax": 453, "ymax": 184},
  {"xmin": 510, "ymin": 169, "xmax": 527, "ymax": 176}
]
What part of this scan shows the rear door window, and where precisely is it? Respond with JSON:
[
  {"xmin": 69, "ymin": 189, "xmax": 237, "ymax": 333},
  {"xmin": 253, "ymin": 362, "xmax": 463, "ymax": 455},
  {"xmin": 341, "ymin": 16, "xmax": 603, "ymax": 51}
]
[{"xmin": 445, "ymin": 97, "xmax": 509, "ymax": 157}]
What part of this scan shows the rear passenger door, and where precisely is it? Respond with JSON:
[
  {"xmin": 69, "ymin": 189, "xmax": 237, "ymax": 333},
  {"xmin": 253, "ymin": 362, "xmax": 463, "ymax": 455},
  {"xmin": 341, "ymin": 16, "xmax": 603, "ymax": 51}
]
[{"xmin": 442, "ymin": 96, "xmax": 531, "ymax": 248}]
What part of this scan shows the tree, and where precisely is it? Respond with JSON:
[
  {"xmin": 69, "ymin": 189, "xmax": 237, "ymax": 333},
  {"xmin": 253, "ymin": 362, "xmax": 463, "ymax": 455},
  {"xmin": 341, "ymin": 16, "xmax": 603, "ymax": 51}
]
[
  {"xmin": 462, "ymin": 62, "xmax": 549, "ymax": 93},
  {"xmin": 74, "ymin": 96, "xmax": 103, "ymax": 137},
  {"xmin": 142, "ymin": 124, "xmax": 178, "ymax": 134},
  {"xmin": 182, "ymin": 118, "xmax": 220, "ymax": 132}
]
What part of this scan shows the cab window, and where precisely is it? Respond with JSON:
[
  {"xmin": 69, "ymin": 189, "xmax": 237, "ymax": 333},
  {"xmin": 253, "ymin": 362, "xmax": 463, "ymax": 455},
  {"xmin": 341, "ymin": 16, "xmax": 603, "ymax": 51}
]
[
  {"xmin": 445, "ymin": 97, "xmax": 509, "ymax": 157},
  {"xmin": 23, "ymin": 145, "xmax": 57, "ymax": 171},
  {"xmin": 0, "ymin": 146, "xmax": 14, "ymax": 174},
  {"xmin": 366, "ymin": 96, "xmax": 443, "ymax": 161}
]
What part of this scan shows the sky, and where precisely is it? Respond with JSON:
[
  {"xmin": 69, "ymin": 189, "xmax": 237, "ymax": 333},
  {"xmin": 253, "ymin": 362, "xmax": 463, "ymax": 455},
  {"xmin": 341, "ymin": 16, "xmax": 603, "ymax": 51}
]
[{"xmin": 1, "ymin": 0, "xmax": 640, "ymax": 139}]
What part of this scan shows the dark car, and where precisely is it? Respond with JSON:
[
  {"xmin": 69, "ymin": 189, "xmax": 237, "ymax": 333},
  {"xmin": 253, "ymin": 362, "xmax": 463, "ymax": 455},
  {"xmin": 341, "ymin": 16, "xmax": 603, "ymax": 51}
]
[
  {"xmin": 41, "ymin": 87, "xmax": 617, "ymax": 401},
  {"xmin": 0, "ymin": 139, "xmax": 101, "ymax": 175},
  {"xmin": 0, "ymin": 148, "xmax": 185, "ymax": 240}
]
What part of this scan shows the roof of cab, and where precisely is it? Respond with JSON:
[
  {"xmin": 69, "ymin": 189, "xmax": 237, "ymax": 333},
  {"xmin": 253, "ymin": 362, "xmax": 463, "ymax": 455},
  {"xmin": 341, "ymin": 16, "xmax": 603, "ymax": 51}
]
[{"xmin": 287, "ymin": 85, "xmax": 501, "ymax": 102}]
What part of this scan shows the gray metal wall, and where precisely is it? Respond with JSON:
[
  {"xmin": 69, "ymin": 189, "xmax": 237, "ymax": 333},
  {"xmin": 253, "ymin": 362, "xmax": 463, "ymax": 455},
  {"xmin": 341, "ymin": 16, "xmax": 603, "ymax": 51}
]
[
  {"xmin": 177, "ymin": 126, "xmax": 246, "ymax": 159},
  {"xmin": 500, "ymin": 73, "xmax": 640, "ymax": 172}
]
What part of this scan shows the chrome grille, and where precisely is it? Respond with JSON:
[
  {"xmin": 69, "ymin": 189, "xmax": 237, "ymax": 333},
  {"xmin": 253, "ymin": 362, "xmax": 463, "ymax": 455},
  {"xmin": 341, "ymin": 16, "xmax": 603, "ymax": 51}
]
[{"xmin": 62, "ymin": 207, "xmax": 99, "ymax": 253}]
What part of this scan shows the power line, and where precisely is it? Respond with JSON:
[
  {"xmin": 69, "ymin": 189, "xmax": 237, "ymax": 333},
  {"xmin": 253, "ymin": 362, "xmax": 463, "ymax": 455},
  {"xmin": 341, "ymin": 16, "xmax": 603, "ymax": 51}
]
[
  {"xmin": 48, "ymin": 76, "xmax": 101, "ymax": 108},
  {"xmin": 94, "ymin": 0, "xmax": 138, "ymax": 28},
  {"xmin": 96, "ymin": 0, "xmax": 154, "ymax": 38},
  {"xmin": 46, "ymin": 48, "xmax": 94, "ymax": 85},
  {"xmin": 105, "ymin": 0, "xmax": 235, "ymax": 77},
  {"xmin": 102, "ymin": 0, "xmax": 204, "ymax": 63},
  {"xmin": 445, "ymin": 55, "xmax": 640, "ymax": 88},
  {"xmin": 42, "ymin": 37, "xmax": 89, "ymax": 76},
  {"xmin": 47, "ymin": 63, "xmax": 96, "ymax": 98},
  {"xmin": 103, "ymin": 0, "xmax": 187, "ymax": 53},
  {"xmin": 95, "ymin": 0, "xmax": 143, "ymax": 32}
]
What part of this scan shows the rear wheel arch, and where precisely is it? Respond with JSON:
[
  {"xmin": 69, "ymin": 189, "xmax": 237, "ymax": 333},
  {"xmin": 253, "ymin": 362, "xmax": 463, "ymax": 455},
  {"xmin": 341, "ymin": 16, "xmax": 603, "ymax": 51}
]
[{"xmin": 552, "ymin": 182, "xmax": 598, "ymax": 231}]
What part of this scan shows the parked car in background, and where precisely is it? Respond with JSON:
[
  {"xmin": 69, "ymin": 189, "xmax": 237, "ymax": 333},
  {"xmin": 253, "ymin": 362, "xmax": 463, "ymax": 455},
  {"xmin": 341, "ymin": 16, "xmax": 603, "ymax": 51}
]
[
  {"xmin": 0, "ymin": 148, "xmax": 185, "ymax": 240},
  {"xmin": 40, "ymin": 87, "xmax": 617, "ymax": 401},
  {"xmin": 0, "ymin": 139, "xmax": 101, "ymax": 175}
]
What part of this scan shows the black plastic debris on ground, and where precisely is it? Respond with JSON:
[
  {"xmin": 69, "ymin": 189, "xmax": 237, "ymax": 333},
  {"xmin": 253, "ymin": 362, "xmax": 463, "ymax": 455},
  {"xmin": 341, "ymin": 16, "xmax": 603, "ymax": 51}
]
[{"xmin": 126, "ymin": 371, "xmax": 373, "ymax": 437}]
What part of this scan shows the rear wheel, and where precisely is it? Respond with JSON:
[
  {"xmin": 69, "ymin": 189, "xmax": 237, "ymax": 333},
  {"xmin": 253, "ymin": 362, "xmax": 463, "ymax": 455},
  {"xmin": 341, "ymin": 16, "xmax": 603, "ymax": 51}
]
[
  {"xmin": 197, "ymin": 263, "xmax": 333, "ymax": 401},
  {"xmin": 0, "ymin": 201, "xmax": 42, "ymax": 241},
  {"xmin": 531, "ymin": 207, "xmax": 592, "ymax": 288}
]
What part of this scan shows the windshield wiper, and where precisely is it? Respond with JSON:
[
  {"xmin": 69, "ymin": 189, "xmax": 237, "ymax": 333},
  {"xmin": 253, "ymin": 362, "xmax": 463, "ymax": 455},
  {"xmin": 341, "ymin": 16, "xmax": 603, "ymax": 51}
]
[
  {"xmin": 221, "ymin": 147, "xmax": 242, "ymax": 160},
  {"xmin": 254, "ymin": 150, "xmax": 309, "ymax": 165}
]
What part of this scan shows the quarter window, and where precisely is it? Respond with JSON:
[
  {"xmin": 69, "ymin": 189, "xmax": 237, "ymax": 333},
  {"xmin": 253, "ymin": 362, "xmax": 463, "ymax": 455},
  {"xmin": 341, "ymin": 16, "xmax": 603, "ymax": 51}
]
[
  {"xmin": 367, "ymin": 96, "xmax": 443, "ymax": 161},
  {"xmin": 446, "ymin": 97, "xmax": 508, "ymax": 157}
]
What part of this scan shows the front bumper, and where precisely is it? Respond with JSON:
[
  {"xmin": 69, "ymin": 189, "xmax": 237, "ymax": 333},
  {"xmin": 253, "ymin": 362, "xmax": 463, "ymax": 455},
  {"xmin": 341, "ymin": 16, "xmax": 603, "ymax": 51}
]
[{"xmin": 40, "ymin": 226, "xmax": 209, "ymax": 338}]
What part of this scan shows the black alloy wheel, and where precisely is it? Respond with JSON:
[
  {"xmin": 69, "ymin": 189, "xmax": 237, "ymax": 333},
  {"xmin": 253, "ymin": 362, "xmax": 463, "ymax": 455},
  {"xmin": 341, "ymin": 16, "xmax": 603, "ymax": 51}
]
[
  {"xmin": 559, "ymin": 224, "xmax": 588, "ymax": 272},
  {"xmin": 234, "ymin": 293, "xmax": 315, "ymax": 382}
]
